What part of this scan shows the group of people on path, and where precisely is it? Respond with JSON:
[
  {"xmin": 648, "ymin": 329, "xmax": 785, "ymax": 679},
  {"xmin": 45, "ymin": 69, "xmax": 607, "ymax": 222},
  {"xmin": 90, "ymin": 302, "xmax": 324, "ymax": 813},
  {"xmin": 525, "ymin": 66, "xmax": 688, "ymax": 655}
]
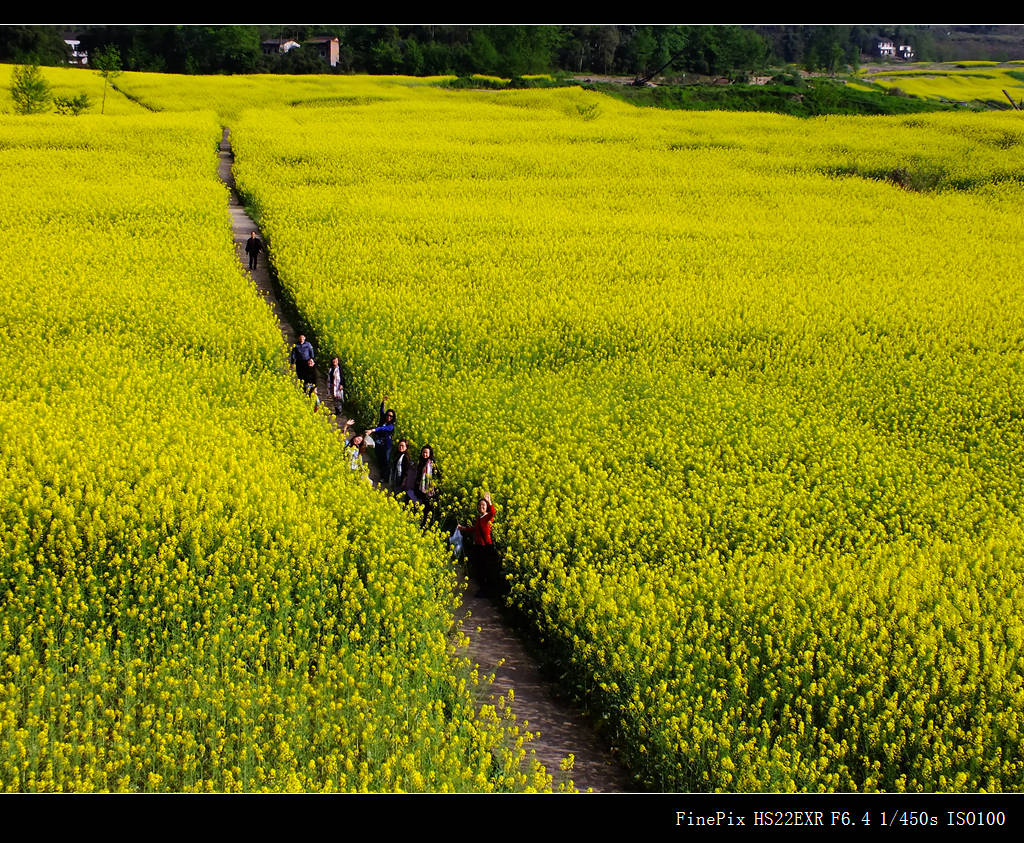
[
  {"xmin": 288, "ymin": 336, "xmax": 503, "ymax": 598},
  {"xmin": 288, "ymin": 333, "xmax": 345, "ymax": 417},
  {"xmin": 341, "ymin": 397, "xmax": 441, "ymax": 526}
]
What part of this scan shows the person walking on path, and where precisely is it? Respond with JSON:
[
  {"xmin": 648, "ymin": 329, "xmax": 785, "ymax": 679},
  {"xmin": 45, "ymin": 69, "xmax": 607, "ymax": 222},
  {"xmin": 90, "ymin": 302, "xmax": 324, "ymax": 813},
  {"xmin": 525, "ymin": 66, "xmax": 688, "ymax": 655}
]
[
  {"xmin": 459, "ymin": 493, "xmax": 501, "ymax": 598},
  {"xmin": 245, "ymin": 231, "xmax": 263, "ymax": 271},
  {"xmin": 366, "ymin": 396, "xmax": 396, "ymax": 483},
  {"xmin": 289, "ymin": 334, "xmax": 315, "ymax": 390},
  {"xmin": 412, "ymin": 444, "xmax": 441, "ymax": 527},
  {"xmin": 327, "ymin": 357, "xmax": 345, "ymax": 415}
]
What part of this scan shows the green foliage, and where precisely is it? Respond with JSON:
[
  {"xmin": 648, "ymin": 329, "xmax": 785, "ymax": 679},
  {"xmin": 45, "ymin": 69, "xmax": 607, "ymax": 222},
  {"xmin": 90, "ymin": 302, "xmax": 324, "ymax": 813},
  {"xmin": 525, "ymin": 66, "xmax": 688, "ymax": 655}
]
[
  {"xmin": 589, "ymin": 78, "xmax": 956, "ymax": 117},
  {"xmin": 93, "ymin": 45, "xmax": 123, "ymax": 114},
  {"xmin": 93, "ymin": 44, "xmax": 123, "ymax": 78},
  {"xmin": 0, "ymin": 25, "xmax": 70, "ymax": 65},
  {"xmin": 66, "ymin": 25, "xmax": 772, "ymax": 79},
  {"xmin": 439, "ymin": 74, "xmax": 571, "ymax": 91},
  {"xmin": 53, "ymin": 92, "xmax": 92, "ymax": 115},
  {"xmin": 10, "ymin": 63, "xmax": 51, "ymax": 114}
]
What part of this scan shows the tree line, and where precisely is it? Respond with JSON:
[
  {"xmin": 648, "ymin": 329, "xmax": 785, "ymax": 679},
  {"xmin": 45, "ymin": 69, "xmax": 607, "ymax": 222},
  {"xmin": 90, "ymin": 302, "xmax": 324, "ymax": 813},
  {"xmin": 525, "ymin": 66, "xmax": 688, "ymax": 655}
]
[{"xmin": 4, "ymin": 25, "xmax": 1024, "ymax": 79}]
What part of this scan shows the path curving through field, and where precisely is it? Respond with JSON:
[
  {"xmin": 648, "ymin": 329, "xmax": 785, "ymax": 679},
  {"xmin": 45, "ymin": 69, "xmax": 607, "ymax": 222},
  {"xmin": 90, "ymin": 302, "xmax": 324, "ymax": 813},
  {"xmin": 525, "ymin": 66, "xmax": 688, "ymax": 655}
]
[{"xmin": 217, "ymin": 127, "xmax": 633, "ymax": 793}]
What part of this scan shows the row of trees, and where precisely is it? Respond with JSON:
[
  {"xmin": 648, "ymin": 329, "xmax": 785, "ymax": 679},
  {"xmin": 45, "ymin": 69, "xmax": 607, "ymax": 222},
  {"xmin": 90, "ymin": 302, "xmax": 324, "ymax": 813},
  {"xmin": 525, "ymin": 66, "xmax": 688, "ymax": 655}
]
[
  {"xmin": 9, "ymin": 47, "xmax": 122, "ymax": 115},
  {"xmin": 755, "ymin": 25, "xmax": 1024, "ymax": 70},
  {"xmin": 4, "ymin": 25, "xmax": 769, "ymax": 79},
  {"xmin": 5, "ymin": 26, "xmax": 1024, "ymax": 80}
]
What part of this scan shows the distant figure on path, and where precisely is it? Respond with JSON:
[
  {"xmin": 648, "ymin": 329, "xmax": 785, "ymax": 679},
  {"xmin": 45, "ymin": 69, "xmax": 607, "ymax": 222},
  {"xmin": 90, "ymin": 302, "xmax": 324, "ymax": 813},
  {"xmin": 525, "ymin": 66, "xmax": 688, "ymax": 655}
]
[
  {"xmin": 327, "ymin": 357, "xmax": 345, "ymax": 415},
  {"xmin": 245, "ymin": 231, "xmax": 263, "ymax": 270}
]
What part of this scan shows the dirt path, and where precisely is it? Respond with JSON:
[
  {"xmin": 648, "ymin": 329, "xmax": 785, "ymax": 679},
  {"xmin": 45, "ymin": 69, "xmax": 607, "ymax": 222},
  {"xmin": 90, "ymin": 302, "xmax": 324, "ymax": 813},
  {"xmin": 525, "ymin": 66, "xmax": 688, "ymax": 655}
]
[{"xmin": 217, "ymin": 128, "xmax": 634, "ymax": 793}]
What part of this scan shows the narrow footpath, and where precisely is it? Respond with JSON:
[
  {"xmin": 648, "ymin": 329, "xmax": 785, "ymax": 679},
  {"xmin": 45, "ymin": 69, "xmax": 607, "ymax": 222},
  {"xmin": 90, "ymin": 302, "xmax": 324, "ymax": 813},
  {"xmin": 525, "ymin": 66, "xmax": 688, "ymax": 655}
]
[{"xmin": 218, "ymin": 128, "xmax": 633, "ymax": 793}]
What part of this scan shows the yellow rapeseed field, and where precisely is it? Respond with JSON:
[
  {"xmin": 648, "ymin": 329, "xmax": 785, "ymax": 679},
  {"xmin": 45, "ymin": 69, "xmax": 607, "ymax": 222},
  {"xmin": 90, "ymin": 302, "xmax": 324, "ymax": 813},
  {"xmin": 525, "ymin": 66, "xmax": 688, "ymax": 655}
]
[
  {"xmin": 0, "ymin": 109, "xmax": 552, "ymax": 792},
  {"xmin": 5, "ymin": 66, "xmax": 1023, "ymax": 792},
  {"xmin": 224, "ymin": 81, "xmax": 1024, "ymax": 791},
  {"xmin": 857, "ymin": 63, "xmax": 1024, "ymax": 106}
]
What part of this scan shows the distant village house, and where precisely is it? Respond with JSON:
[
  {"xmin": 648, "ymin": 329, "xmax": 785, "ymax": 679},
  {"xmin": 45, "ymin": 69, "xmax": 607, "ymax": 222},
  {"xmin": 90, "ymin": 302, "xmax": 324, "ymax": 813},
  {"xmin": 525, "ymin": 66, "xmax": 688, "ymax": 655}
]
[
  {"xmin": 261, "ymin": 36, "xmax": 339, "ymax": 68},
  {"xmin": 876, "ymin": 39, "xmax": 915, "ymax": 61},
  {"xmin": 64, "ymin": 37, "xmax": 88, "ymax": 66}
]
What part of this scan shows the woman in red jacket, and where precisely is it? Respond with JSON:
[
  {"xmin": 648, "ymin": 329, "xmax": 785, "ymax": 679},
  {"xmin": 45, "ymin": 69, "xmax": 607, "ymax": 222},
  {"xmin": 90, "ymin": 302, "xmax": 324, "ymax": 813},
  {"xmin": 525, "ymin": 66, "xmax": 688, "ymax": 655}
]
[{"xmin": 459, "ymin": 493, "xmax": 500, "ymax": 598}]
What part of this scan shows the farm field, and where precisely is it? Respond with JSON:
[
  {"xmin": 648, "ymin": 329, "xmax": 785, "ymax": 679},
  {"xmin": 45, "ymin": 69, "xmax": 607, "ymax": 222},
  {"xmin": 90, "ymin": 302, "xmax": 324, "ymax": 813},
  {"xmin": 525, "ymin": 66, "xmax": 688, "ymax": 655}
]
[
  {"xmin": 226, "ymin": 81, "xmax": 1024, "ymax": 791},
  {"xmin": 854, "ymin": 62, "xmax": 1024, "ymax": 107},
  {"xmin": 1, "ymin": 64, "xmax": 149, "ymax": 115},
  {"xmin": 0, "ymin": 109, "xmax": 551, "ymax": 792},
  {"xmin": 3, "ymin": 65, "xmax": 1024, "ymax": 793},
  {"xmin": 115, "ymin": 69, "xmax": 449, "ymax": 121}
]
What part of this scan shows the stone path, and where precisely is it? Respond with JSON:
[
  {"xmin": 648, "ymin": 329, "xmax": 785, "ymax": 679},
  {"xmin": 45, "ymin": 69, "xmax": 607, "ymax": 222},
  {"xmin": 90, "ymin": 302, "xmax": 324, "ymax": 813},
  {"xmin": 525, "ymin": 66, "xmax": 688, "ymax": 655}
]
[{"xmin": 217, "ymin": 128, "xmax": 634, "ymax": 793}]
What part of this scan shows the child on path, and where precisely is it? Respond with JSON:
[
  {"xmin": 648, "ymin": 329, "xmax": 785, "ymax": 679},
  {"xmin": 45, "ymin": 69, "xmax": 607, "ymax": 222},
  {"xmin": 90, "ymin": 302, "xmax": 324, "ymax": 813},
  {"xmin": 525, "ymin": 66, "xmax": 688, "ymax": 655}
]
[
  {"xmin": 346, "ymin": 433, "xmax": 371, "ymax": 485},
  {"xmin": 302, "ymin": 358, "xmax": 317, "ymax": 395}
]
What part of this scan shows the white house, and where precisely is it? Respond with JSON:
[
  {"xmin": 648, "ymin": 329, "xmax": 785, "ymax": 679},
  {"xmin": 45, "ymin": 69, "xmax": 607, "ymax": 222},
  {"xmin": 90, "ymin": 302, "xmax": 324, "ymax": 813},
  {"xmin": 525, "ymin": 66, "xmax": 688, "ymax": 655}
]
[
  {"xmin": 64, "ymin": 38, "xmax": 88, "ymax": 66},
  {"xmin": 262, "ymin": 36, "xmax": 340, "ymax": 67}
]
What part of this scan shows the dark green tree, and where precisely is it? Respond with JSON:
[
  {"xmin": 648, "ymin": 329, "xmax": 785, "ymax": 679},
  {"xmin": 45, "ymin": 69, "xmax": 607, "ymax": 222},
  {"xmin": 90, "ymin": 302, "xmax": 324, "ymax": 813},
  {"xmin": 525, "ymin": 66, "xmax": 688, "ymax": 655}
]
[
  {"xmin": 488, "ymin": 26, "xmax": 561, "ymax": 77},
  {"xmin": 403, "ymin": 38, "xmax": 425, "ymax": 76},
  {"xmin": 276, "ymin": 45, "xmax": 331, "ymax": 74},
  {"xmin": 596, "ymin": 26, "xmax": 620, "ymax": 74},
  {"xmin": 624, "ymin": 26, "xmax": 658, "ymax": 75},
  {"xmin": 0, "ymin": 26, "xmax": 69, "ymax": 65},
  {"xmin": 10, "ymin": 63, "xmax": 51, "ymax": 114},
  {"xmin": 468, "ymin": 30, "xmax": 501, "ymax": 75},
  {"xmin": 370, "ymin": 39, "xmax": 403, "ymax": 74}
]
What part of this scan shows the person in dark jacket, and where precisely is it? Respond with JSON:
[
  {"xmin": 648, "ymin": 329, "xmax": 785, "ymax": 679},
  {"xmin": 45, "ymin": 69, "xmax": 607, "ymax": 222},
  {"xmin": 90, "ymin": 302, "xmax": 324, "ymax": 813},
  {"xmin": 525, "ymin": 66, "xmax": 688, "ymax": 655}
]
[
  {"xmin": 245, "ymin": 231, "xmax": 263, "ymax": 270},
  {"xmin": 302, "ymin": 357, "xmax": 317, "ymax": 395},
  {"xmin": 366, "ymin": 396, "xmax": 396, "ymax": 482},
  {"xmin": 289, "ymin": 335, "xmax": 315, "ymax": 391}
]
